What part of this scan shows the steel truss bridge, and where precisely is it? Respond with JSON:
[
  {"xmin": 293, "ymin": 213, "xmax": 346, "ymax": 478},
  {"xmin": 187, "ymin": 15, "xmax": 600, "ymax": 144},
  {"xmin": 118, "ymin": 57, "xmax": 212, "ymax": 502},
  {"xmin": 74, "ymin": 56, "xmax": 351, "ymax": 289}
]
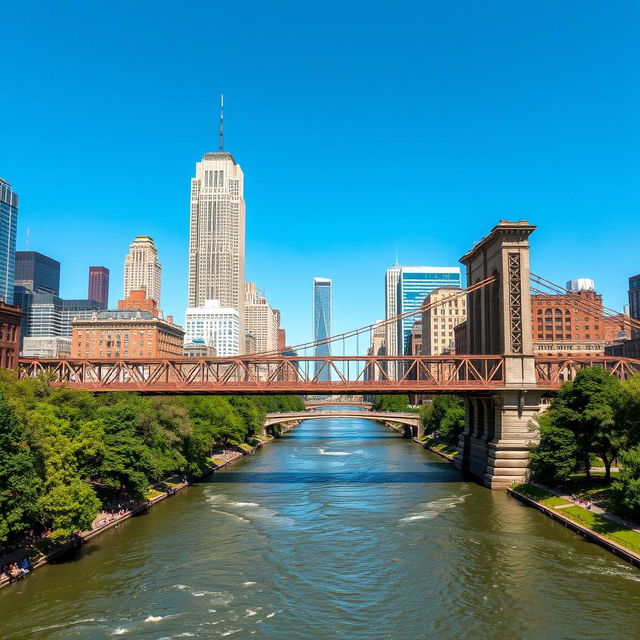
[{"xmin": 18, "ymin": 355, "xmax": 640, "ymax": 395}]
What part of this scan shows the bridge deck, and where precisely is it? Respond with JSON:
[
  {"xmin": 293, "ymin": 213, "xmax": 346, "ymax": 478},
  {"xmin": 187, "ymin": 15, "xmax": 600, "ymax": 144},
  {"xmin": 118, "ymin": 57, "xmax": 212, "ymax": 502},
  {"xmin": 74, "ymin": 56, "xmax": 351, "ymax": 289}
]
[{"xmin": 17, "ymin": 355, "xmax": 640, "ymax": 394}]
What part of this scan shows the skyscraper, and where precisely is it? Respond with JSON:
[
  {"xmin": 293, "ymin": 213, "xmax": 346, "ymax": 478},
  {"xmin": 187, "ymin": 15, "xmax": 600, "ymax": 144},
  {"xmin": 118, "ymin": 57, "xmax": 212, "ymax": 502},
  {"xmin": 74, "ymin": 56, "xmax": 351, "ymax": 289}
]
[
  {"xmin": 188, "ymin": 101, "xmax": 246, "ymax": 343},
  {"xmin": 0, "ymin": 179, "xmax": 18, "ymax": 305},
  {"xmin": 15, "ymin": 251, "xmax": 60, "ymax": 295},
  {"xmin": 245, "ymin": 282, "xmax": 279, "ymax": 353},
  {"xmin": 88, "ymin": 266, "xmax": 109, "ymax": 309},
  {"xmin": 313, "ymin": 278, "xmax": 332, "ymax": 381},
  {"xmin": 123, "ymin": 236, "xmax": 161, "ymax": 306},
  {"xmin": 184, "ymin": 299, "xmax": 240, "ymax": 357},
  {"xmin": 629, "ymin": 274, "xmax": 640, "ymax": 339},
  {"xmin": 397, "ymin": 267, "xmax": 461, "ymax": 354},
  {"xmin": 384, "ymin": 266, "xmax": 401, "ymax": 358}
]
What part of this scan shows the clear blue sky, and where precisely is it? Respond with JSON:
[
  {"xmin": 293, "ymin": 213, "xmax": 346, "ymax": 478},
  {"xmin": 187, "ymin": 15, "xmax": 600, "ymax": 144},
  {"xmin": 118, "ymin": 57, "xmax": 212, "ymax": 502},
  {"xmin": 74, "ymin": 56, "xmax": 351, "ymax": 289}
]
[{"xmin": 2, "ymin": 1, "xmax": 639, "ymax": 350}]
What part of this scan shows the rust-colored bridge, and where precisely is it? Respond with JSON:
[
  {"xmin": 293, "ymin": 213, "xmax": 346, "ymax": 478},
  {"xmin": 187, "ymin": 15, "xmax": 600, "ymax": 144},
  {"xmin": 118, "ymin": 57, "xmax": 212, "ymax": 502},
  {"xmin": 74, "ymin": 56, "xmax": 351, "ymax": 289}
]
[{"xmin": 18, "ymin": 355, "xmax": 640, "ymax": 394}]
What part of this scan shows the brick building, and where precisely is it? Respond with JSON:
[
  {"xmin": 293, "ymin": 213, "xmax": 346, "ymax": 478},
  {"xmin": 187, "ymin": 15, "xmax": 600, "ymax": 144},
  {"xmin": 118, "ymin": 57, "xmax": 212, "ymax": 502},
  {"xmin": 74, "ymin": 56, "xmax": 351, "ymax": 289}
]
[
  {"xmin": 117, "ymin": 289, "xmax": 160, "ymax": 317},
  {"xmin": 422, "ymin": 287, "xmax": 466, "ymax": 355},
  {"xmin": 531, "ymin": 287, "xmax": 628, "ymax": 356},
  {"xmin": 71, "ymin": 310, "xmax": 184, "ymax": 358},
  {"xmin": 0, "ymin": 302, "xmax": 22, "ymax": 369}
]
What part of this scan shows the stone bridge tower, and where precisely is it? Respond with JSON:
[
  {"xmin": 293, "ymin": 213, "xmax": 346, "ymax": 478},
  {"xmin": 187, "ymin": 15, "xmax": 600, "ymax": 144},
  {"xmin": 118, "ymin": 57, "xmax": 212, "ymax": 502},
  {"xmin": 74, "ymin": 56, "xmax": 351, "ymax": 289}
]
[{"xmin": 453, "ymin": 220, "xmax": 542, "ymax": 488}]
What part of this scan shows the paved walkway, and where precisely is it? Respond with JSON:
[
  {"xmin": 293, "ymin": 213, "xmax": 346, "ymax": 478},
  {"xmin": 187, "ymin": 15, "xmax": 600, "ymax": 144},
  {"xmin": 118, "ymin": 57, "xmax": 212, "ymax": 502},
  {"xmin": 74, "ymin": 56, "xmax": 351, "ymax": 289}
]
[{"xmin": 534, "ymin": 482, "xmax": 640, "ymax": 533}]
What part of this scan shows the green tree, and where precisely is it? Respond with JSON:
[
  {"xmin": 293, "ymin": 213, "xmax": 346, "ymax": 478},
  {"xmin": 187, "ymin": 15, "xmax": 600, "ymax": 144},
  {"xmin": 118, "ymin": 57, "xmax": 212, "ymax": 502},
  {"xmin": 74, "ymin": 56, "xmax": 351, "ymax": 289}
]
[
  {"xmin": 553, "ymin": 367, "xmax": 624, "ymax": 480},
  {"xmin": 0, "ymin": 394, "xmax": 40, "ymax": 544},
  {"xmin": 608, "ymin": 446, "xmax": 640, "ymax": 520},
  {"xmin": 373, "ymin": 394, "xmax": 411, "ymax": 411},
  {"xmin": 529, "ymin": 410, "xmax": 578, "ymax": 484},
  {"xmin": 420, "ymin": 395, "xmax": 465, "ymax": 444}
]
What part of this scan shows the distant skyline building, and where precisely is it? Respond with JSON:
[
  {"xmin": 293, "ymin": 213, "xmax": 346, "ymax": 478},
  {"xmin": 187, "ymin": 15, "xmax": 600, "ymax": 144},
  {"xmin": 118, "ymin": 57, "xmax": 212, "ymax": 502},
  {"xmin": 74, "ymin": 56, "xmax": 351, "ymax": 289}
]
[
  {"xmin": 0, "ymin": 179, "xmax": 19, "ymax": 305},
  {"xmin": 88, "ymin": 266, "xmax": 109, "ymax": 309},
  {"xmin": 313, "ymin": 277, "xmax": 332, "ymax": 381},
  {"xmin": 422, "ymin": 287, "xmax": 466, "ymax": 355},
  {"xmin": 188, "ymin": 109, "xmax": 246, "ymax": 343},
  {"xmin": 245, "ymin": 282, "xmax": 279, "ymax": 353},
  {"xmin": 15, "ymin": 251, "xmax": 60, "ymax": 295},
  {"xmin": 629, "ymin": 274, "xmax": 640, "ymax": 339},
  {"xmin": 396, "ymin": 267, "xmax": 461, "ymax": 354},
  {"xmin": 184, "ymin": 299, "xmax": 240, "ymax": 357},
  {"xmin": 384, "ymin": 266, "xmax": 401, "ymax": 360},
  {"xmin": 123, "ymin": 236, "xmax": 161, "ymax": 306}
]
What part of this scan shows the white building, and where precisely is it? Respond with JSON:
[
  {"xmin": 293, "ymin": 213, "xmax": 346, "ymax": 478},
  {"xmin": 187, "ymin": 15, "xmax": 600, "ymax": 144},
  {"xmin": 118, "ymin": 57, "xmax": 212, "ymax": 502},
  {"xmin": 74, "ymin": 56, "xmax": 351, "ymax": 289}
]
[
  {"xmin": 184, "ymin": 299, "xmax": 239, "ymax": 357},
  {"xmin": 123, "ymin": 236, "xmax": 162, "ymax": 306},
  {"xmin": 22, "ymin": 336, "xmax": 71, "ymax": 358},
  {"xmin": 245, "ymin": 282, "xmax": 278, "ymax": 353},
  {"xmin": 188, "ymin": 150, "xmax": 246, "ymax": 342},
  {"xmin": 384, "ymin": 266, "xmax": 401, "ymax": 359}
]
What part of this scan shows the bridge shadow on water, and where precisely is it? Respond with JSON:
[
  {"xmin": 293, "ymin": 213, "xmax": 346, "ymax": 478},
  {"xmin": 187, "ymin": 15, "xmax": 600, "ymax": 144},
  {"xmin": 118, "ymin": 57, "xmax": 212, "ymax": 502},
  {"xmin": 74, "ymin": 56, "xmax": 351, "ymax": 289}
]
[{"xmin": 211, "ymin": 470, "xmax": 462, "ymax": 485}]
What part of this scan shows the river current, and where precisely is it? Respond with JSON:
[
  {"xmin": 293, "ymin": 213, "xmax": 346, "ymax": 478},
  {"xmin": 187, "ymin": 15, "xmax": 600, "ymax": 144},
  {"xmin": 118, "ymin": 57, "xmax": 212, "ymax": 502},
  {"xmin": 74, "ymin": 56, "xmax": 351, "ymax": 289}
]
[{"xmin": 1, "ymin": 413, "xmax": 640, "ymax": 639}]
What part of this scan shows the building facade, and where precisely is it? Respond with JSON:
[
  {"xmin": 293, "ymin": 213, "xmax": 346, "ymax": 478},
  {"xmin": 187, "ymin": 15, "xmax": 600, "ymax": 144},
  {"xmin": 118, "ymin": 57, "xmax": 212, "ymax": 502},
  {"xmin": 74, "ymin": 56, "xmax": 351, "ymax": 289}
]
[
  {"xmin": 630, "ymin": 274, "xmax": 640, "ymax": 339},
  {"xmin": 22, "ymin": 336, "xmax": 71, "ymax": 359},
  {"xmin": 188, "ymin": 151, "xmax": 246, "ymax": 340},
  {"xmin": 24, "ymin": 294, "xmax": 103, "ymax": 340},
  {"xmin": 313, "ymin": 278, "xmax": 332, "ymax": 381},
  {"xmin": 531, "ymin": 279, "xmax": 627, "ymax": 355},
  {"xmin": 421, "ymin": 287, "xmax": 467, "ymax": 355},
  {"xmin": 184, "ymin": 299, "xmax": 240, "ymax": 357},
  {"xmin": 118, "ymin": 289, "xmax": 160, "ymax": 317},
  {"xmin": 396, "ymin": 267, "xmax": 461, "ymax": 354},
  {"xmin": 88, "ymin": 266, "xmax": 110, "ymax": 309},
  {"xmin": 15, "ymin": 251, "xmax": 60, "ymax": 295},
  {"xmin": 72, "ymin": 311, "xmax": 184, "ymax": 359},
  {"xmin": 245, "ymin": 282, "xmax": 279, "ymax": 353},
  {"xmin": 0, "ymin": 179, "xmax": 18, "ymax": 305},
  {"xmin": 123, "ymin": 236, "xmax": 162, "ymax": 306},
  {"xmin": 384, "ymin": 266, "xmax": 401, "ymax": 359},
  {"xmin": 0, "ymin": 302, "xmax": 22, "ymax": 369}
]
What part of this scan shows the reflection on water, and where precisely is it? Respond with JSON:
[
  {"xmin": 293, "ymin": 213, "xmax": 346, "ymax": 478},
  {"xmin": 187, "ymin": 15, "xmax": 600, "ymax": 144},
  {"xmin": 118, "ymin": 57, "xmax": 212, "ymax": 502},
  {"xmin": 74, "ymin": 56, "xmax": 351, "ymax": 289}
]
[{"xmin": 1, "ymin": 416, "xmax": 639, "ymax": 639}]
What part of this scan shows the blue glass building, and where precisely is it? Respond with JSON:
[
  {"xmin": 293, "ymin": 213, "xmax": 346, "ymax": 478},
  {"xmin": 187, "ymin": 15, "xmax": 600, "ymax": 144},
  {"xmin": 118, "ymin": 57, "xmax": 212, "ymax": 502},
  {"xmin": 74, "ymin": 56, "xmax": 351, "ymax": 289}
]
[
  {"xmin": 0, "ymin": 179, "xmax": 18, "ymax": 305},
  {"xmin": 398, "ymin": 267, "xmax": 461, "ymax": 354},
  {"xmin": 313, "ymin": 278, "xmax": 332, "ymax": 381}
]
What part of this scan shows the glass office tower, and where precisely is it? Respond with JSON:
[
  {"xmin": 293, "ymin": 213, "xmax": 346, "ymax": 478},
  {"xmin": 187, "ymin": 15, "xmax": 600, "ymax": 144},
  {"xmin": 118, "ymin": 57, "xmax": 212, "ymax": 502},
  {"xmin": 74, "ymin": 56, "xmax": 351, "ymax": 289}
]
[
  {"xmin": 313, "ymin": 278, "xmax": 332, "ymax": 381},
  {"xmin": 0, "ymin": 179, "xmax": 18, "ymax": 305},
  {"xmin": 398, "ymin": 267, "xmax": 461, "ymax": 354}
]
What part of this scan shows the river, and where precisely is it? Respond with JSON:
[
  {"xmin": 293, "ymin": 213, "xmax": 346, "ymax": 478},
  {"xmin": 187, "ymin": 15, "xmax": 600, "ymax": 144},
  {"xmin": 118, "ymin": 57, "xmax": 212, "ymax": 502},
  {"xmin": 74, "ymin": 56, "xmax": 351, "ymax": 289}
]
[{"xmin": 1, "ymin": 413, "xmax": 639, "ymax": 639}]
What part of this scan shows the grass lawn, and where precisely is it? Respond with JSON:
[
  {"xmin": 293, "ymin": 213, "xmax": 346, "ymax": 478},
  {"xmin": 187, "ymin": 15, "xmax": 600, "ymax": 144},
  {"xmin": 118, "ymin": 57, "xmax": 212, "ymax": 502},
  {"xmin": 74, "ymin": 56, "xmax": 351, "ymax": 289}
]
[{"xmin": 513, "ymin": 483, "xmax": 640, "ymax": 556}]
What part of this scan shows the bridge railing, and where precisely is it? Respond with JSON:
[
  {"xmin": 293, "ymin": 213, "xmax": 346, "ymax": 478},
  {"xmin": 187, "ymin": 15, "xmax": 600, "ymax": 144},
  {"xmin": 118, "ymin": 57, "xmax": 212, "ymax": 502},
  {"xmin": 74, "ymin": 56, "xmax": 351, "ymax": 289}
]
[
  {"xmin": 17, "ymin": 355, "xmax": 640, "ymax": 393},
  {"xmin": 17, "ymin": 355, "xmax": 506, "ymax": 392}
]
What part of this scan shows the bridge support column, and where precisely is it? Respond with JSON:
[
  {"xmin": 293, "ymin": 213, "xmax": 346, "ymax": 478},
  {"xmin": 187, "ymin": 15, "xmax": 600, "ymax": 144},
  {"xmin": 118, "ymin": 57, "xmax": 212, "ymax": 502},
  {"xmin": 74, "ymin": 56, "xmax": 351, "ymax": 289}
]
[{"xmin": 456, "ymin": 220, "xmax": 541, "ymax": 488}]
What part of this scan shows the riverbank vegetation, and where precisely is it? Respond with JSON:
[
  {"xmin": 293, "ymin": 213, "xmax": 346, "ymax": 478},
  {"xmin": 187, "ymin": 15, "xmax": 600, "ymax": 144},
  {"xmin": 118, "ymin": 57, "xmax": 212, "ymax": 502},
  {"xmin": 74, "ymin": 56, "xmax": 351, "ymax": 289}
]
[
  {"xmin": 419, "ymin": 395, "xmax": 465, "ymax": 445},
  {"xmin": 0, "ymin": 372, "xmax": 303, "ymax": 545},
  {"xmin": 528, "ymin": 367, "xmax": 640, "ymax": 522}
]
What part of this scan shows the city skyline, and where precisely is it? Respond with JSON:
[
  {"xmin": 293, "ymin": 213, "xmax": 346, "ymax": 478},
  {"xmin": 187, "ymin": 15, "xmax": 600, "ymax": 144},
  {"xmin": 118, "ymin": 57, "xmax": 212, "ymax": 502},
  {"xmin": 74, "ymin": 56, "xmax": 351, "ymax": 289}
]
[{"xmin": 3, "ymin": 2, "xmax": 639, "ymax": 350}]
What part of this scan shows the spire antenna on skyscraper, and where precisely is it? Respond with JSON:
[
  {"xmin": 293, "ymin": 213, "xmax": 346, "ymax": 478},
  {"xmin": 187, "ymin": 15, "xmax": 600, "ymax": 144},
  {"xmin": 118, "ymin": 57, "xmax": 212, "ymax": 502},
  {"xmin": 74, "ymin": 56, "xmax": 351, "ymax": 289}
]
[{"xmin": 219, "ymin": 94, "xmax": 224, "ymax": 152}]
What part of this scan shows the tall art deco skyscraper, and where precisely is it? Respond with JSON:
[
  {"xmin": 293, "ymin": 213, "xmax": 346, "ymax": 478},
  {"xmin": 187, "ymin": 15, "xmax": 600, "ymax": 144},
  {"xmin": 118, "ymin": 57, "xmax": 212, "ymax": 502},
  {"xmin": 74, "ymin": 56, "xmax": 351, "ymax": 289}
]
[
  {"xmin": 123, "ymin": 236, "xmax": 162, "ymax": 306},
  {"xmin": 188, "ymin": 97, "xmax": 246, "ymax": 341}
]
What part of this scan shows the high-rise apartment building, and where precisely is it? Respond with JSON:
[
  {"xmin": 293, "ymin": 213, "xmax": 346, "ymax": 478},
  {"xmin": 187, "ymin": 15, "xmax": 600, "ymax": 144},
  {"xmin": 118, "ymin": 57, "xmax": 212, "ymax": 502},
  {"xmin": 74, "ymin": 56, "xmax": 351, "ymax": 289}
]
[
  {"xmin": 88, "ymin": 266, "xmax": 109, "ymax": 309},
  {"xmin": 0, "ymin": 179, "xmax": 18, "ymax": 305},
  {"xmin": 245, "ymin": 282, "xmax": 278, "ymax": 353},
  {"xmin": 188, "ymin": 150, "xmax": 246, "ymax": 339},
  {"xmin": 123, "ymin": 236, "xmax": 161, "ymax": 306},
  {"xmin": 389, "ymin": 266, "xmax": 461, "ymax": 355},
  {"xmin": 313, "ymin": 278, "xmax": 332, "ymax": 381},
  {"xmin": 184, "ymin": 299, "xmax": 240, "ymax": 357},
  {"xmin": 422, "ymin": 287, "xmax": 467, "ymax": 355}
]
